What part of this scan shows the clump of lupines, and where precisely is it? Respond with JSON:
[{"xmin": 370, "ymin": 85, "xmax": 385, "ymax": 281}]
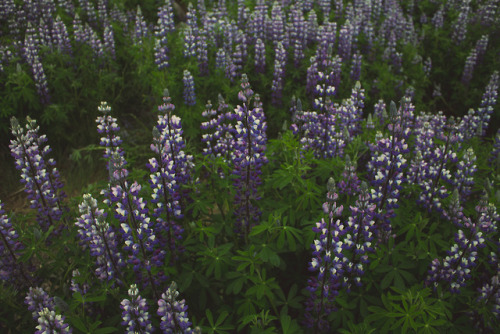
[
  {"xmin": 291, "ymin": 100, "xmax": 345, "ymax": 159},
  {"xmin": 96, "ymin": 104, "xmax": 165, "ymax": 295},
  {"xmin": 25, "ymin": 287, "xmax": 71, "ymax": 333},
  {"xmin": 305, "ymin": 179, "xmax": 343, "ymax": 331},
  {"xmin": 134, "ymin": 6, "xmax": 149, "ymax": 45},
  {"xmin": 75, "ymin": 194, "xmax": 124, "ymax": 284},
  {"xmin": 121, "ymin": 284, "xmax": 153, "ymax": 333},
  {"xmin": 183, "ymin": 70, "xmax": 196, "ymax": 106},
  {"xmin": 231, "ymin": 74, "xmax": 268, "ymax": 238},
  {"xmin": 270, "ymin": 43, "xmax": 287, "ymax": 105},
  {"xmin": 148, "ymin": 90, "xmax": 193, "ymax": 258},
  {"xmin": 10, "ymin": 117, "xmax": 67, "ymax": 233},
  {"xmin": 451, "ymin": 147, "xmax": 477, "ymax": 200},
  {"xmin": 157, "ymin": 281, "xmax": 198, "ymax": 333},
  {"xmin": 426, "ymin": 227, "xmax": 485, "ymax": 293},
  {"xmin": 305, "ymin": 179, "xmax": 376, "ymax": 332},
  {"xmin": 367, "ymin": 100, "xmax": 410, "ymax": 238},
  {"xmin": 413, "ymin": 116, "xmax": 458, "ymax": 213},
  {"xmin": 338, "ymin": 155, "xmax": 360, "ymax": 196},
  {"xmin": 200, "ymin": 95, "xmax": 235, "ymax": 165}
]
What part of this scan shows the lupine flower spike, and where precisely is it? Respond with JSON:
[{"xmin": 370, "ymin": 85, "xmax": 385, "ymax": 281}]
[
  {"xmin": 25, "ymin": 287, "xmax": 72, "ymax": 333},
  {"xmin": 121, "ymin": 284, "xmax": 154, "ymax": 334},
  {"xmin": 10, "ymin": 117, "xmax": 67, "ymax": 233},
  {"xmin": 157, "ymin": 281, "xmax": 198, "ymax": 334}
]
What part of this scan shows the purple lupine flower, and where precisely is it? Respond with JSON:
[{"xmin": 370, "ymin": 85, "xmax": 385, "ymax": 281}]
[
  {"xmin": 423, "ymin": 57, "xmax": 432, "ymax": 77},
  {"xmin": 313, "ymin": 71, "xmax": 336, "ymax": 112},
  {"xmin": 474, "ymin": 193, "xmax": 498, "ymax": 235},
  {"xmin": 318, "ymin": 0, "xmax": 331, "ymax": 19},
  {"xmin": 25, "ymin": 287, "xmax": 72, "ymax": 333},
  {"xmin": 331, "ymin": 55, "xmax": 342, "ymax": 91},
  {"xmin": 25, "ymin": 287, "xmax": 55, "ymax": 319},
  {"xmin": 367, "ymin": 108, "xmax": 409, "ymax": 238},
  {"xmin": 342, "ymin": 182, "xmax": 377, "ymax": 290},
  {"xmin": 201, "ymin": 95, "xmax": 235, "ymax": 168},
  {"xmin": 96, "ymin": 102, "xmax": 126, "ymax": 175},
  {"xmin": 237, "ymin": 0, "xmax": 248, "ymax": 29},
  {"xmin": 451, "ymin": 148, "xmax": 476, "ymax": 200},
  {"xmin": 462, "ymin": 49, "xmax": 477, "ymax": 85},
  {"xmin": 476, "ymin": 71, "xmax": 499, "ymax": 136},
  {"xmin": 443, "ymin": 189, "xmax": 468, "ymax": 229},
  {"xmin": 157, "ymin": 281, "xmax": 196, "ymax": 333},
  {"xmin": 475, "ymin": 272, "xmax": 500, "ymax": 330},
  {"xmin": 215, "ymin": 48, "xmax": 226, "ymax": 70},
  {"xmin": 338, "ymin": 155, "xmax": 361, "ymax": 196},
  {"xmin": 35, "ymin": 308, "xmax": 72, "ymax": 334},
  {"xmin": 197, "ymin": 29, "xmax": 209, "ymax": 75},
  {"xmin": 183, "ymin": 70, "xmax": 196, "ymax": 106},
  {"xmin": 121, "ymin": 284, "xmax": 154, "ymax": 334},
  {"xmin": 339, "ymin": 82, "xmax": 365, "ymax": 138},
  {"xmin": 269, "ymin": 2, "xmax": 284, "ymax": 48},
  {"xmin": 350, "ymin": 52, "xmax": 362, "ymax": 81},
  {"xmin": 490, "ymin": 129, "xmax": 500, "ymax": 166},
  {"xmin": 10, "ymin": 117, "xmax": 66, "ymax": 233},
  {"xmin": 476, "ymin": 0, "xmax": 498, "ymax": 27},
  {"xmin": 306, "ymin": 10, "xmax": 318, "ymax": 45},
  {"xmin": 306, "ymin": 56, "xmax": 319, "ymax": 96},
  {"xmin": 431, "ymin": 6, "xmax": 444, "ymax": 29},
  {"xmin": 334, "ymin": 0, "xmax": 344, "ymax": 18},
  {"xmin": 134, "ymin": 6, "xmax": 149, "ymax": 45},
  {"xmin": 427, "ymin": 227, "xmax": 485, "ymax": 293},
  {"xmin": 79, "ymin": 0, "xmax": 97, "ymax": 24},
  {"xmin": 76, "ymin": 194, "xmax": 124, "ymax": 283},
  {"xmin": 451, "ymin": 0, "xmax": 470, "ymax": 45},
  {"xmin": 231, "ymin": 75, "xmax": 267, "ymax": 237},
  {"xmin": 70, "ymin": 269, "xmax": 90, "ymax": 296},
  {"xmin": 475, "ymin": 35, "xmax": 489, "ymax": 63},
  {"xmin": 290, "ymin": 6, "xmax": 306, "ymax": 66},
  {"xmin": 158, "ymin": 0, "xmax": 175, "ymax": 34},
  {"xmin": 88, "ymin": 26, "xmax": 105, "ymax": 60},
  {"xmin": 373, "ymin": 99, "xmax": 387, "ymax": 125},
  {"xmin": 294, "ymin": 108, "xmax": 345, "ymax": 159},
  {"xmin": 148, "ymin": 93, "xmax": 193, "ymax": 259},
  {"xmin": 254, "ymin": 38, "xmax": 266, "ymax": 73},
  {"xmin": 31, "ymin": 56, "xmax": 50, "ymax": 105},
  {"xmin": 154, "ymin": 0, "xmax": 174, "ymax": 70},
  {"xmin": 103, "ymin": 21, "xmax": 116, "ymax": 59},
  {"xmin": 96, "ymin": 105, "xmax": 165, "ymax": 292},
  {"xmin": 232, "ymin": 43, "xmax": 244, "ymax": 76},
  {"xmin": 73, "ymin": 14, "xmax": 88, "ymax": 44},
  {"xmin": 304, "ymin": 179, "xmax": 345, "ymax": 331},
  {"xmin": 155, "ymin": 90, "xmax": 194, "ymax": 193},
  {"xmin": 97, "ymin": 0, "xmax": 108, "ymax": 25},
  {"xmin": 271, "ymin": 42, "xmax": 286, "ymax": 106},
  {"xmin": 52, "ymin": 16, "xmax": 72, "ymax": 56},
  {"xmin": 339, "ymin": 20, "xmax": 353, "ymax": 62},
  {"xmin": 183, "ymin": 26, "xmax": 197, "ymax": 58},
  {"xmin": 413, "ymin": 118, "xmax": 457, "ymax": 213},
  {"xmin": 0, "ymin": 201, "xmax": 32, "ymax": 287},
  {"xmin": 111, "ymin": 173, "xmax": 165, "ymax": 293}
]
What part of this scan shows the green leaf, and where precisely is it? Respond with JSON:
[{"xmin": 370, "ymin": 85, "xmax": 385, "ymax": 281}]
[
  {"xmin": 68, "ymin": 316, "xmax": 88, "ymax": 333},
  {"xmin": 381, "ymin": 271, "xmax": 395, "ymax": 290}
]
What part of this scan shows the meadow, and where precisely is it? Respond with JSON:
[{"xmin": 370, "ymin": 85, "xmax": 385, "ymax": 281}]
[{"xmin": 0, "ymin": 0, "xmax": 499, "ymax": 333}]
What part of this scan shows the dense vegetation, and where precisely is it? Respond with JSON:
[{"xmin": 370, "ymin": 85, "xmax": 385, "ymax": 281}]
[{"xmin": 0, "ymin": 0, "xmax": 499, "ymax": 333}]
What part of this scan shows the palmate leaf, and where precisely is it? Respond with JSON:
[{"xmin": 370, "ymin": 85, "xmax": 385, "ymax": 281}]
[
  {"xmin": 204, "ymin": 309, "xmax": 234, "ymax": 334},
  {"xmin": 275, "ymin": 284, "xmax": 303, "ymax": 315}
]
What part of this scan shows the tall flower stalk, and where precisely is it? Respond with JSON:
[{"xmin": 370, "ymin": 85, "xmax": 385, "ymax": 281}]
[
  {"xmin": 10, "ymin": 117, "xmax": 67, "ymax": 233},
  {"xmin": 231, "ymin": 74, "xmax": 267, "ymax": 239}
]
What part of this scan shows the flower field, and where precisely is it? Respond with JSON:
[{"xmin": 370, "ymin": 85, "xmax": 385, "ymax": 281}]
[{"xmin": 0, "ymin": 0, "xmax": 499, "ymax": 333}]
